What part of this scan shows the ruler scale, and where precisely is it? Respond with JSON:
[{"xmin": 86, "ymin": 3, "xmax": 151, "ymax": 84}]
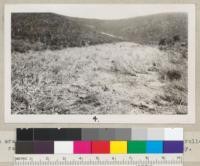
[{"xmin": 14, "ymin": 154, "xmax": 183, "ymax": 166}]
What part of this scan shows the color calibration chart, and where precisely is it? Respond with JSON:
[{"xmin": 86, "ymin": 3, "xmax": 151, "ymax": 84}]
[{"xmin": 14, "ymin": 128, "xmax": 184, "ymax": 166}]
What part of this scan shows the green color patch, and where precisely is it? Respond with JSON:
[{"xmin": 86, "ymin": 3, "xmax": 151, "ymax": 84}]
[{"xmin": 128, "ymin": 141, "xmax": 146, "ymax": 153}]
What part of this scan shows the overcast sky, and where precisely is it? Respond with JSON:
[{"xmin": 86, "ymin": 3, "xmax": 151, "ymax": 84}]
[
  {"xmin": 55, "ymin": 4, "xmax": 192, "ymax": 20},
  {"xmin": 9, "ymin": 4, "xmax": 194, "ymax": 20}
]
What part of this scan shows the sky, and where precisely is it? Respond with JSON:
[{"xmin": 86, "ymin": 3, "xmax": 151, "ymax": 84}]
[
  {"xmin": 55, "ymin": 4, "xmax": 192, "ymax": 20},
  {"xmin": 9, "ymin": 4, "xmax": 194, "ymax": 20}
]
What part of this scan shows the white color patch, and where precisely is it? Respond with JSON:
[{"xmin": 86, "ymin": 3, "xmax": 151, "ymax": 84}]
[
  {"xmin": 54, "ymin": 141, "xmax": 73, "ymax": 154},
  {"xmin": 164, "ymin": 128, "xmax": 183, "ymax": 140}
]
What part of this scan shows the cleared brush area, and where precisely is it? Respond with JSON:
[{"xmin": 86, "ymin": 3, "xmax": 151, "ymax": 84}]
[{"xmin": 11, "ymin": 42, "xmax": 187, "ymax": 114}]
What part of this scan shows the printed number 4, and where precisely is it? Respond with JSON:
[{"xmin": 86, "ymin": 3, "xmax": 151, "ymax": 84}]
[{"xmin": 93, "ymin": 116, "xmax": 98, "ymax": 122}]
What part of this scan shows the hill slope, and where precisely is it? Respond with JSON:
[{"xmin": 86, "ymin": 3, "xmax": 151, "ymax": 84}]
[
  {"xmin": 72, "ymin": 12, "xmax": 188, "ymax": 44},
  {"xmin": 11, "ymin": 13, "xmax": 122, "ymax": 52},
  {"xmin": 11, "ymin": 12, "xmax": 188, "ymax": 52}
]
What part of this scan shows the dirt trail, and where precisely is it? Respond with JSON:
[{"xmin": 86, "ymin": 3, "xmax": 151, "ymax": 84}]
[{"xmin": 100, "ymin": 32, "xmax": 124, "ymax": 40}]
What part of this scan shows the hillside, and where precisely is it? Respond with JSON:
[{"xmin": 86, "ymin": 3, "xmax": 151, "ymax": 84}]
[
  {"xmin": 11, "ymin": 13, "xmax": 122, "ymax": 52},
  {"xmin": 11, "ymin": 12, "xmax": 188, "ymax": 52},
  {"xmin": 72, "ymin": 12, "xmax": 188, "ymax": 44},
  {"xmin": 11, "ymin": 42, "xmax": 187, "ymax": 114}
]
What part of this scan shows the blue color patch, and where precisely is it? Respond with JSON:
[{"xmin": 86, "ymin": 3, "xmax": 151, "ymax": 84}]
[{"xmin": 146, "ymin": 141, "xmax": 163, "ymax": 153}]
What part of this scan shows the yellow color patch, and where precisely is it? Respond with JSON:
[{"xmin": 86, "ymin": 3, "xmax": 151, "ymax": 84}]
[{"xmin": 110, "ymin": 141, "xmax": 127, "ymax": 154}]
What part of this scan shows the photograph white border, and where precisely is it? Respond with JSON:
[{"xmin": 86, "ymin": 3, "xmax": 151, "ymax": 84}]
[{"xmin": 4, "ymin": 4, "xmax": 196, "ymax": 123}]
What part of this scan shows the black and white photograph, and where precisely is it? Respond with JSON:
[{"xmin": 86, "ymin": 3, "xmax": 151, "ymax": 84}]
[{"xmin": 4, "ymin": 4, "xmax": 195, "ymax": 123}]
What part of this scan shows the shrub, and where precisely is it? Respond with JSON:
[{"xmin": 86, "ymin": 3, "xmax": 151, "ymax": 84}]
[
  {"xmin": 166, "ymin": 70, "xmax": 182, "ymax": 81},
  {"xmin": 173, "ymin": 35, "xmax": 180, "ymax": 43},
  {"xmin": 159, "ymin": 38, "xmax": 167, "ymax": 46},
  {"xmin": 160, "ymin": 68, "xmax": 182, "ymax": 81},
  {"xmin": 158, "ymin": 35, "xmax": 183, "ymax": 51},
  {"xmin": 11, "ymin": 39, "xmax": 31, "ymax": 53}
]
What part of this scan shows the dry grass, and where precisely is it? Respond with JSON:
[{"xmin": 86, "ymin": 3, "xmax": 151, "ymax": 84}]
[{"xmin": 11, "ymin": 42, "xmax": 188, "ymax": 114}]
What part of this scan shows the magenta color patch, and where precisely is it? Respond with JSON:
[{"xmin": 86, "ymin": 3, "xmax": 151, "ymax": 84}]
[{"xmin": 73, "ymin": 141, "xmax": 91, "ymax": 154}]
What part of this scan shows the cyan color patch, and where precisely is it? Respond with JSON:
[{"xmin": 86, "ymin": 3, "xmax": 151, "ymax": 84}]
[{"xmin": 146, "ymin": 141, "xmax": 163, "ymax": 153}]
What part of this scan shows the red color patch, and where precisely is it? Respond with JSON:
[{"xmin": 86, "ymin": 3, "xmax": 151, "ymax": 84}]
[{"xmin": 92, "ymin": 141, "xmax": 110, "ymax": 154}]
